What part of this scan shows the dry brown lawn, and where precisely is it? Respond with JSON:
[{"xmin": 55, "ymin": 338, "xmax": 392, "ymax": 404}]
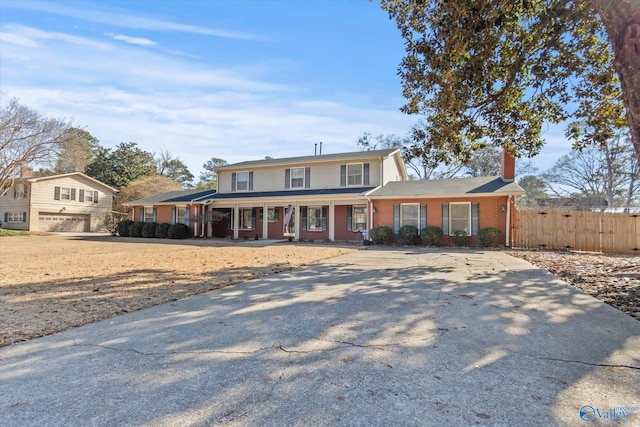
[{"xmin": 0, "ymin": 234, "xmax": 353, "ymax": 347}]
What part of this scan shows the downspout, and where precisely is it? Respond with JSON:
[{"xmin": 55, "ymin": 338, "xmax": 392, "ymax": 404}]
[{"xmin": 505, "ymin": 194, "xmax": 512, "ymax": 247}]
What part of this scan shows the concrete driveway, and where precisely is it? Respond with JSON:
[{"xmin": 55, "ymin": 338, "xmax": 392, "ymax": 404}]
[{"xmin": 1, "ymin": 248, "xmax": 639, "ymax": 426}]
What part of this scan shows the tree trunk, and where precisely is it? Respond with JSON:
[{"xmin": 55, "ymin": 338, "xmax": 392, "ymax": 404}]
[{"xmin": 596, "ymin": 0, "xmax": 640, "ymax": 164}]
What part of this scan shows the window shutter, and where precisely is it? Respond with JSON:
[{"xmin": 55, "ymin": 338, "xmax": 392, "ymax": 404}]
[
  {"xmin": 420, "ymin": 204, "xmax": 427, "ymax": 231},
  {"xmin": 302, "ymin": 207, "xmax": 307, "ymax": 231},
  {"xmin": 305, "ymin": 167, "xmax": 311, "ymax": 188},
  {"xmin": 285, "ymin": 169, "xmax": 290, "ymax": 189},
  {"xmin": 322, "ymin": 206, "xmax": 327, "ymax": 231},
  {"xmin": 54, "ymin": 186, "xmax": 61, "ymax": 200},
  {"xmin": 4, "ymin": 212, "xmax": 7, "ymax": 222},
  {"xmin": 94, "ymin": 191, "xmax": 98, "ymax": 203},
  {"xmin": 13, "ymin": 187, "xmax": 16, "ymax": 198},
  {"xmin": 79, "ymin": 189, "xmax": 85, "ymax": 203},
  {"xmin": 471, "ymin": 203, "xmax": 479, "ymax": 235},
  {"xmin": 248, "ymin": 171, "xmax": 254, "ymax": 191},
  {"xmin": 24, "ymin": 185, "xmax": 27, "ymax": 198},
  {"xmin": 363, "ymin": 163, "xmax": 370, "ymax": 186},
  {"xmin": 22, "ymin": 212, "xmax": 27, "ymax": 223},
  {"xmin": 274, "ymin": 207, "xmax": 279, "ymax": 221},
  {"xmin": 251, "ymin": 208, "xmax": 256, "ymax": 230},
  {"xmin": 139, "ymin": 208, "xmax": 144, "ymax": 222},
  {"xmin": 71, "ymin": 188, "xmax": 76, "ymax": 201},
  {"xmin": 259, "ymin": 208, "xmax": 263, "ymax": 222},
  {"xmin": 171, "ymin": 207, "xmax": 176, "ymax": 224},
  {"xmin": 442, "ymin": 204, "xmax": 449, "ymax": 235},
  {"xmin": 340, "ymin": 165, "xmax": 346, "ymax": 187},
  {"xmin": 346, "ymin": 206, "xmax": 353, "ymax": 231},
  {"xmin": 231, "ymin": 173, "xmax": 237, "ymax": 192},
  {"xmin": 153, "ymin": 208, "xmax": 157, "ymax": 222},
  {"xmin": 393, "ymin": 204, "xmax": 400, "ymax": 234}
]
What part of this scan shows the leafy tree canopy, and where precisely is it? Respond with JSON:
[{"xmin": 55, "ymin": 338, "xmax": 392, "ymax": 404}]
[
  {"xmin": 54, "ymin": 127, "xmax": 101, "ymax": 174},
  {"xmin": 380, "ymin": 0, "xmax": 640, "ymax": 163},
  {"xmin": 156, "ymin": 150, "xmax": 194, "ymax": 188},
  {"xmin": 198, "ymin": 157, "xmax": 228, "ymax": 190},
  {"xmin": 85, "ymin": 142, "xmax": 156, "ymax": 189}
]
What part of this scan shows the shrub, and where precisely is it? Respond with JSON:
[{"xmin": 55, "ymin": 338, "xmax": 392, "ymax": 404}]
[
  {"xmin": 142, "ymin": 222, "xmax": 158, "ymax": 238},
  {"xmin": 478, "ymin": 227, "xmax": 500, "ymax": 247},
  {"xmin": 117, "ymin": 219, "xmax": 134, "ymax": 237},
  {"xmin": 156, "ymin": 223, "xmax": 171, "ymax": 239},
  {"xmin": 453, "ymin": 229, "xmax": 469, "ymax": 247},
  {"xmin": 167, "ymin": 223, "xmax": 191, "ymax": 239},
  {"xmin": 398, "ymin": 225, "xmax": 419, "ymax": 245},
  {"xmin": 369, "ymin": 226, "xmax": 393, "ymax": 245},
  {"xmin": 421, "ymin": 226, "xmax": 443, "ymax": 246},
  {"xmin": 129, "ymin": 221, "xmax": 146, "ymax": 238}
]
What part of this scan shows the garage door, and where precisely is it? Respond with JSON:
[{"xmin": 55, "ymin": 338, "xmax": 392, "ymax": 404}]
[{"xmin": 38, "ymin": 213, "xmax": 90, "ymax": 232}]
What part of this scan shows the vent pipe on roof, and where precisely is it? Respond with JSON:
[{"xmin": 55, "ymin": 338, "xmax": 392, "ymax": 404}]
[
  {"xmin": 315, "ymin": 143, "xmax": 317, "ymax": 156},
  {"xmin": 319, "ymin": 141, "xmax": 322, "ymax": 155}
]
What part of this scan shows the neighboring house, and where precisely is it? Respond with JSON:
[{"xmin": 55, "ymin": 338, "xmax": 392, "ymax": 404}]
[
  {"xmin": 126, "ymin": 148, "xmax": 525, "ymax": 245},
  {"xmin": 0, "ymin": 172, "xmax": 116, "ymax": 232}
]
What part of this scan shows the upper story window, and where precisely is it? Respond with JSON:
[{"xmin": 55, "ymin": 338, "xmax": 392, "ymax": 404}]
[
  {"xmin": 84, "ymin": 190, "xmax": 93, "ymax": 203},
  {"xmin": 347, "ymin": 163, "xmax": 363, "ymax": 186},
  {"xmin": 291, "ymin": 167, "xmax": 305, "ymax": 188},
  {"xmin": 14, "ymin": 184, "xmax": 27, "ymax": 199},
  {"xmin": 60, "ymin": 187, "xmax": 71, "ymax": 200},
  {"xmin": 232, "ymin": 171, "xmax": 253, "ymax": 192}
]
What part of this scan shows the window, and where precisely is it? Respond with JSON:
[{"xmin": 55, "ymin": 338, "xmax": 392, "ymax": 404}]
[
  {"xmin": 14, "ymin": 184, "xmax": 27, "ymax": 199},
  {"xmin": 6, "ymin": 212, "xmax": 23, "ymax": 222},
  {"xmin": 347, "ymin": 163, "xmax": 363, "ymax": 186},
  {"xmin": 450, "ymin": 203, "xmax": 471, "ymax": 234},
  {"xmin": 267, "ymin": 208, "xmax": 279, "ymax": 222},
  {"xmin": 401, "ymin": 204, "xmax": 420, "ymax": 228},
  {"xmin": 84, "ymin": 190, "xmax": 93, "ymax": 203},
  {"xmin": 240, "ymin": 208, "xmax": 253, "ymax": 230},
  {"xmin": 176, "ymin": 207, "xmax": 187, "ymax": 224},
  {"xmin": 290, "ymin": 167, "xmax": 305, "ymax": 188},
  {"xmin": 60, "ymin": 187, "xmax": 71, "ymax": 200},
  {"xmin": 307, "ymin": 206, "xmax": 322, "ymax": 231},
  {"xmin": 352, "ymin": 206, "xmax": 367, "ymax": 231},
  {"xmin": 144, "ymin": 207, "xmax": 155, "ymax": 222},
  {"xmin": 236, "ymin": 172, "xmax": 249, "ymax": 191}
]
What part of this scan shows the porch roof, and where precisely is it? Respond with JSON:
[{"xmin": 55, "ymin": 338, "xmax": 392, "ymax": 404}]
[
  {"xmin": 124, "ymin": 189, "xmax": 217, "ymax": 206},
  {"xmin": 204, "ymin": 187, "xmax": 377, "ymax": 200}
]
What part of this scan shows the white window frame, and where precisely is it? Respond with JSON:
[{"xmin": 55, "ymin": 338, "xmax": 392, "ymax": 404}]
[
  {"xmin": 7, "ymin": 212, "xmax": 22, "ymax": 222},
  {"xmin": 60, "ymin": 187, "xmax": 71, "ymax": 200},
  {"xmin": 352, "ymin": 205, "xmax": 367, "ymax": 231},
  {"xmin": 449, "ymin": 202, "xmax": 471, "ymax": 235},
  {"xmin": 236, "ymin": 171, "xmax": 249, "ymax": 191},
  {"xmin": 176, "ymin": 206, "xmax": 187, "ymax": 224},
  {"xmin": 239, "ymin": 208, "xmax": 253, "ymax": 230},
  {"xmin": 290, "ymin": 167, "xmax": 305, "ymax": 188},
  {"xmin": 144, "ymin": 207, "xmax": 155, "ymax": 222},
  {"xmin": 267, "ymin": 208, "xmax": 278, "ymax": 223},
  {"xmin": 84, "ymin": 190, "xmax": 93, "ymax": 203},
  {"xmin": 347, "ymin": 163, "xmax": 363, "ymax": 186},
  {"xmin": 307, "ymin": 206, "xmax": 322, "ymax": 231},
  {"xmin": 400, "ymin": 203, "xmax": 420, "ymax": 229},
  {"xmin": 15, "ymin": 184, "xmax": 27, "ymax": 199}
]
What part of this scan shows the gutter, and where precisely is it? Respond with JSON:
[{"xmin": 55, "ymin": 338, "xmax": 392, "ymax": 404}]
[{"xmin": 506, "ymin": 194, "xmax": 512, "ymax": 247}]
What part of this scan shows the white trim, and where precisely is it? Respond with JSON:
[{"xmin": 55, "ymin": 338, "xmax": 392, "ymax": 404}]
[
  {"xmin": 400, "ymin": 203, "xmax": 420, "ymax": 229},
  {"xmin": 290, "ymin": 167, "xmax": 305, "ymax": 189},
  {"xmin": 346, "ymin": 163, "xmax": 363, "ymax": 186},
  {"xmin": 235, "ymin": 171, "xmax": 250, "ymax": 192},
  {"xmin": 306, "ymin": 206, "xmax": 323, "ymax": 231},
  {"xmin": 449, "ymin": 202, "xmax": 471, "ymax": 236}
]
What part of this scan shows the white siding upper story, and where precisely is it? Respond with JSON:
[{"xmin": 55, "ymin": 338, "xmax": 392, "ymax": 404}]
[
  {"xmin": 216, "ymin": 149, "xmax": 407, "ymax": 194},
  {"xmin": 0, "ymin": 182, "xmax": 30, "ymax": 230}
]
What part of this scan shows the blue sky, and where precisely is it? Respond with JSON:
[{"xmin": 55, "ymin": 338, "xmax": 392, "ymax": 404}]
[{"xmin": 0, "ymin": 0, "xmax": 567, "ymax": 179}]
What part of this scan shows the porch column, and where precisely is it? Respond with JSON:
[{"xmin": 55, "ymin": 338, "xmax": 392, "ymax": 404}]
[
  {"xmin": 263, "ymin": 202, "xmax": 269, "ymax": 239},
  {"xmin": 233, "ymin": 204, "xmax": 239, "ymax": 239},
  {"xmin": 294, "ymin": 204, "xmax": 301, "ymax": 241},
  {"xmin": 328, "ymin": 201, "xmax": 335, "ymax": 241}
]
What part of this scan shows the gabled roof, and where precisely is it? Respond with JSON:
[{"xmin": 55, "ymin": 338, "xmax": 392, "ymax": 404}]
[
  {"xmin": 124, "ymin": 189, "xmax": 217, "ymax": 206},
  {"xmin": 367, "ymin": 176, "xmax": 525, "ymax": 198},
  {"xmin": 215, "ymin": 149, "xmax": 400, "ymax": 171},
  {"xmin": 27, "ymin": 172, "xmax": 117, "ymax": 193}
]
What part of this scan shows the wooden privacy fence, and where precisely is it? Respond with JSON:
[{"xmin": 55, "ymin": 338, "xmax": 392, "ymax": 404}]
[{"xmin": 513, "ymin": 210, "xmax": 640, "ymax": 255}]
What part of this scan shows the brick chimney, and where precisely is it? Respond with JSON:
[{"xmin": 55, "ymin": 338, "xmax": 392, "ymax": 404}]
[
  {"xmin": 20, "ymin": 167, "xmax": 34, "ymax": 178},
  {"xmin": 500, "ymin": 149, "xmax": 515, "ymax": 182}
]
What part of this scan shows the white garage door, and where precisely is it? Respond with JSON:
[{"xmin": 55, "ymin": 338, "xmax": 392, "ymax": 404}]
[{"xmin": 38, "ymin": 213, "xmax": 90, "ymax": 232}]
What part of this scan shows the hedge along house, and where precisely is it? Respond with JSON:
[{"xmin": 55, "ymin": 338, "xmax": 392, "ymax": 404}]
[
  {"xmin": 0, "ymin": 171, "xmax": 116, "ymax": 232},
  {"xmin": 124, "ymin": 148, "xmax": 524, "ymax": 245},
  {"xmin": 124, "ymin": 189, "xmax": 217, "ymax": 237}
]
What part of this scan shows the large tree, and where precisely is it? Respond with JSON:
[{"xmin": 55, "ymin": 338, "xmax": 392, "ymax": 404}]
[
  {"xmin": 54, "ymin": 128, "xmax": 101, "ymax": 174},
  {"xmin": 198, "ymin": 157, "xmax": 228, "ymax": 190},
  {"xmin": 380, "ymin": 0, "xmax": 640, "ymax": 163},
  {"xmin": 85, "ymin": 142, "xmax": 156, "ymax": 189},
  {"xmin": 0, "ymin": 98, "xmax": 70, "ymax": 196},
  {"xmin": 156, "ymin": 150, "xmax": 194, "ymax": 188}
]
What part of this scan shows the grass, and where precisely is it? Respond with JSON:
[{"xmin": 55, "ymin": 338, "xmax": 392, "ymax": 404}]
[{"xmin": 0, "ymin": 228, "xmax": 28, "ymax": 236}]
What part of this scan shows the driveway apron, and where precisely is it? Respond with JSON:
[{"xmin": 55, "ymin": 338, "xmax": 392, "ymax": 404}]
[{"xmin": 1, "ymin": 248, "xmax": 639, "ymax": 426}]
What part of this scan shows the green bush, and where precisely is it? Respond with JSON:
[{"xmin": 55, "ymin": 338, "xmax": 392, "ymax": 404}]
[
  {"xmin": 453, "ymin": 229, "xmax": 469, "ymax": 247},
  {"xmin": 421, "ymin": 226, "xmax": 443, "ymax": 246},
  {"xmin": 129, "ymin": 221, "xmax": 146, "ymax": 238},
  {"xmin": 156, "ymin": 223, "xmax": 171, "ymax": 239},
  {"xmin": 117, "ymin": 219, "xmax": 134, "ymax": 237},
  {"xmin": 167, "ymin": 223, "xmax": 191, "ymax": 239},
  {"xmin": 398, "ymin": 225, "xmax": 419, "ymax": 245},
  {"xmin": 369, "ymin": 226, "xmax": 393, "ymax": 245},
  {"xmin": 478, "ymin": 227, "xmax": 500, "ymax": 247},
  {"xmin": 142, "ymin": 222, "xmax": 158, "ymax": 238}
]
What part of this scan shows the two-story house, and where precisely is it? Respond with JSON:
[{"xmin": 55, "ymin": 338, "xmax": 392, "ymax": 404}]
[
  {"xmin": 0, "ymin": 171, "xmax": 116, "ymax": 232},
  {"xmin": 126, "ymin": 148, "xmax": 524, "ymax": 245}
]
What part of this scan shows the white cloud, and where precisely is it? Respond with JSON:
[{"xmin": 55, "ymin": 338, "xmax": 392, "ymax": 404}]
[
  {"xmin": 0, "ymin": 31, "xmax": 38, "ymax": 47},
  {"xmin": 2, "ymin": 25, "xmax": 111, "ymax": 49},
  {"xmin": 106, "ymin": 33, "xmax": 157, "ymax": 46}
]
